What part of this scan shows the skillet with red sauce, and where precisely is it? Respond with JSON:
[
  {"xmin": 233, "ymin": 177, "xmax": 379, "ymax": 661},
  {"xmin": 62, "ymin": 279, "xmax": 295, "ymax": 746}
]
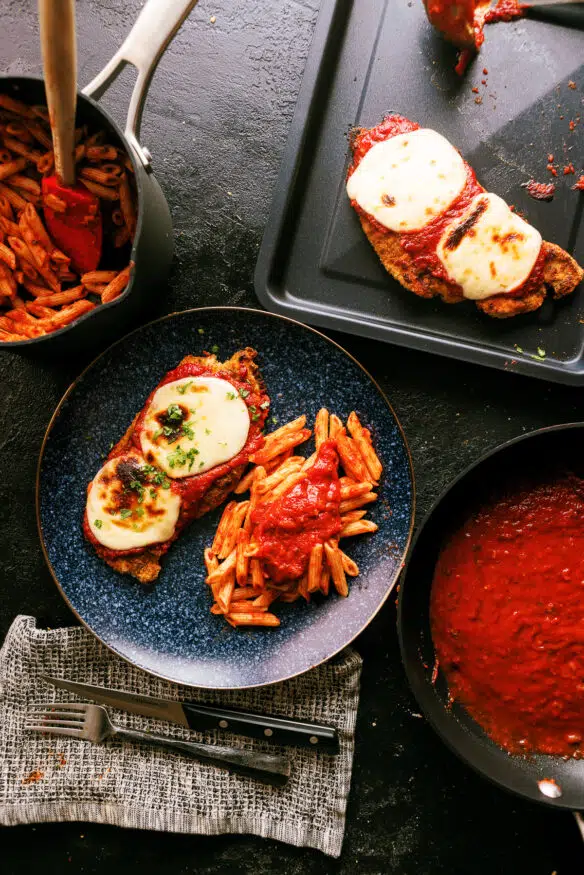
[{"xmin": 398, "ymin": 423, "xmax": 584, "ymax": 810}]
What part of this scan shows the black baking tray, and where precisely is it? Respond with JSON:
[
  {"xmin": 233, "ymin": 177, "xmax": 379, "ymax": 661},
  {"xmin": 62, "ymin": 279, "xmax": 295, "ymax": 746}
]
[{"xmin": 255, "ymin": 0, "xmax": 584, "ymax": 385}]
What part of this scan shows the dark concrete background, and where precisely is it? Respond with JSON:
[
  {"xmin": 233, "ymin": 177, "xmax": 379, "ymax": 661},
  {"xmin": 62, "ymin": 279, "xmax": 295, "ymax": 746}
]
[{"xmin": 1, "ymin": 1, "xmax": 583, "ymax": 872}]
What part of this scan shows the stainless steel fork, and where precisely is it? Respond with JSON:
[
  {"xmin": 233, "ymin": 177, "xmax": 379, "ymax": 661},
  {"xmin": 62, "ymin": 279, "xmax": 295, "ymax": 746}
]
[{"xmin": 26, "ymin": 702, "xmax": 291, "ymax": 787}]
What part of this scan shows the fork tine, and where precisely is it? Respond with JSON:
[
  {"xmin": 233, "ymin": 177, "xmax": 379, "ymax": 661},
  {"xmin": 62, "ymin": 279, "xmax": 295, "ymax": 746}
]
[
  {"xmin": 25, "ymin": 717, "xmax": 85, "ymax": 728},
  {"xmin": 30, "ymin": 701, "xmax": 87, "ymax": 711},
  {"xmin": 26, "ymin": 725, "xmax": 85, "ymax": 738},
  {"xmin": 27, "ymin": 710, "xmax": 85, "ymax": 721}
]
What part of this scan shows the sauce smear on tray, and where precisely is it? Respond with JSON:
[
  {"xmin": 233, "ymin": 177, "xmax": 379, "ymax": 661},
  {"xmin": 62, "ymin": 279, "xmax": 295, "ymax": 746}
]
[{"xmin": 431, "ymin": 476, "xmax": 584, "ymax": 757}]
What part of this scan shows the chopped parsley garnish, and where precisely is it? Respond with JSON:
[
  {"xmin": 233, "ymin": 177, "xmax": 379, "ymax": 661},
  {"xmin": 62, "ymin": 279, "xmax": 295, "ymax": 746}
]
[
  {"xmin": 211, "ymin": 344, "xmax": 219, "ymax": 353},
  {"xmin": 182, "ymin": 421, "xmax": 195, "ymax": 440},
  {"xmin": 260, "ymin": 401, "xmax": 269, "ymax": 410},
  {"xmin": 239, "ymin": 388, "xmax": 249, "ymax": 399},
  {"xmin": 142, "ymin": 464, "xmax": 171, "ymax": 489},
  {"xmin": 226, "ymin": 391, "xmax": 236, "ymax": 400},
  {"xmin": 149, "ymin": 488, "xmax": 157, "ymax": 499},
  {"xmin": 94, "ymin": 519, "xmax": 103, "ymax": 529},
  {"xmin": 153, "ymin": 428, "xmax": 164, "ymax": 441},
  {"xmin": 135, "ymin": 507, "xmax": 145, "ymax": 517},
  {"xmin": 167, "ymin": 444, "xmax": 199, "ymax": 470},
  {"xmin": 271, "ymin": 416, "xmax": 278, "ymax": 425},
  {"xmin": 252, "ymin": 413, "xmax": 260, "ymax": 422},
  {"xmin": 177, "ymin": 381, "xmax": 193, "ymax": 394},
  {"xmin": 129, "ymin": 479, "xmax": 145, "ymax": 503},
  {"xmin": 120, "ymin": 508, "xmax": 133, "ymax": 520},
  {"xmin": 249, "ymin": 405, "xmax": 257, "ymax": 413},
  {"xmin": 166, "ymin": 403, "xmax": 183, "ymax": 421},
  {"xmin": 199, "ymin": 460, "xmax": 205, "ymax": 468},
  {"xmin": 197, "ymin": 328, "xmax": 205, "ymax": 335},
  {"xmin": 163, "ymin": 425, "xmax": 175, "ymax": 437},
  {"xmin": 537, "ymin": 347, "xmax": 546, "ymax": 358},
  {"xmin": 205, "ymin": 428, "xmax": 211, "ymax": 435}
]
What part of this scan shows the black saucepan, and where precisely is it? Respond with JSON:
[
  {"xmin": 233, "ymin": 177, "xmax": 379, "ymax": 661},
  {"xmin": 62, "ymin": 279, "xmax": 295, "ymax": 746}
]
[
  {"xmin": 398, "ymin": 423, "xmax": 584, "ymax": 811},
  {"xmin": 0, "ymin": 0, "xmax": 198, "ymax": 352}
]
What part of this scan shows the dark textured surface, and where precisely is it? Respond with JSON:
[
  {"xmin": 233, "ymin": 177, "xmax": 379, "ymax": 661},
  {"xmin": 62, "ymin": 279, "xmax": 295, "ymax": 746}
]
[
  {"xmin": 0, "ymin": 1, "xmax": 583, "ymax": 872},
  {"xmin": 38, "ymin": 308, "xmax": 413, "ymax": 688}
]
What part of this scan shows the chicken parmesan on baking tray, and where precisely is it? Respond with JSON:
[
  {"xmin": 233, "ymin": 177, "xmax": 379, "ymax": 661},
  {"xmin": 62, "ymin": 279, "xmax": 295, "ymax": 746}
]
[
  {"xmin": 84, "ymin": 348, "xmax": 269, "ymax": 583},
  {"xmin": 346, "ymin": 114, "xmax": 583, "ymax": 318}
]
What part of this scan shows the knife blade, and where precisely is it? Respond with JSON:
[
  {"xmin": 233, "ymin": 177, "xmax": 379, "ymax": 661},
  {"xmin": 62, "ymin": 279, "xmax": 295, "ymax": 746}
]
[{"xmin": 41, "ymin": 676, "xmax": 340, "ymax": 753}]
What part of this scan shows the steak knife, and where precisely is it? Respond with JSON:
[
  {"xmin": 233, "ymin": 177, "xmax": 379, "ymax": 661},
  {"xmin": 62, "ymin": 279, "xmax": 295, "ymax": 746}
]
[{"xmin": 41, "ymin": 676, "xmax": 339, "ymax": 753}]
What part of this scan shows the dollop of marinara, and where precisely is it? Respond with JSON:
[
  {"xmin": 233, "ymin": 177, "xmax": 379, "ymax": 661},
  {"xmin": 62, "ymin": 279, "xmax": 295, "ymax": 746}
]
[
  {"xmin": 348, "ymin": 113, "xmax": 546, "ymax": 299},
  {"xmin": 252, "ymin": 440, "xmax": 342, "ymax": 583},
  {"xmin": 430, "ymin": 476, "xmax": 584, "ymax": 757}
]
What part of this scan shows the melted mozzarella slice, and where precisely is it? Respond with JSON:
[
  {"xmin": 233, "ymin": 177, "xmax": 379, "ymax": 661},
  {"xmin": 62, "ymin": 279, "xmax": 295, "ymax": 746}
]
[
  {"xmin": 86, "ymin": 452, "xmax": 181, "ymax": 551},
  {"xmin": 139, "ymin": 376, "xmax": 250, "ymax": 479},
  {"xmin": 437, "ymin": 193, "xmax": 542, "ymax": 300},
  {"xmin": 346, "ymin": 128, "xmax": 467, "ymax": 232}
]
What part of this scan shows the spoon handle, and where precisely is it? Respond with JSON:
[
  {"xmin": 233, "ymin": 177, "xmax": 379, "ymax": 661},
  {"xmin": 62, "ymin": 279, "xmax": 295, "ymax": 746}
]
[{"xmin": 38, "ymin": 0, "xmax": 77, "ymax": 186}]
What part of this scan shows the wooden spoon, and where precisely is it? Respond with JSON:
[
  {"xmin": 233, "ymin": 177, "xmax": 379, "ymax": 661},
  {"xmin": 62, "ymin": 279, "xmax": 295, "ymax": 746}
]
[{"xmin": 38, "ymin": 0, "xmax": 102, "ymax": 273}]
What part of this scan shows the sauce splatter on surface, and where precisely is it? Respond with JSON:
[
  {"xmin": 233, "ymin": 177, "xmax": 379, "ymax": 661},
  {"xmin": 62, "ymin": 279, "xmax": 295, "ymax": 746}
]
[
  {"xmin": 22, "ymin": 769, "xmax": 44, "ymax": 785},
  {"xmin": 524, "ymin": 180, "xmax": 555, "ymax": 202}
]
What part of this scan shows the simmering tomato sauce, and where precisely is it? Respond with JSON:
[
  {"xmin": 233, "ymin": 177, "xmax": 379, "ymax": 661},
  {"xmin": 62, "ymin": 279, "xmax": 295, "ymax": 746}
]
[
  {"xmin": 252, "ymin": 440, "xmax": 342, "ymax": 582},
  {"xmin": 431, "ymin": 476, "xmax": 584, "ymax": 757},
  {"xmin": 348, "ymin": 114, "xmax": 545, "ymax": 299}
]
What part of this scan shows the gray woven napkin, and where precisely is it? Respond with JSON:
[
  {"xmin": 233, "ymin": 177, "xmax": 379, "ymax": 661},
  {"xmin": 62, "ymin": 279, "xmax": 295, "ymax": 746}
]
[{"xmin": 0, "ymin": 616, "xmax": 362, "ymax": 857}]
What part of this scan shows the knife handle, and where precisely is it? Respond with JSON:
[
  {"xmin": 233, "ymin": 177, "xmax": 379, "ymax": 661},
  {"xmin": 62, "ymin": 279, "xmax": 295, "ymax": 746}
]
[{"xmin": 182, "ymin": 702, "xmax": 339, "ymax": 754}]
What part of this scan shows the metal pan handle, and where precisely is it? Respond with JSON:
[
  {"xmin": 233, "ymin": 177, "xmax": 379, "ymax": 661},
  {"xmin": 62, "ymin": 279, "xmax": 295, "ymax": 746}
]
[{"xmin": 82, "ymin": 0, "xmax": 198, "ymax": 170}]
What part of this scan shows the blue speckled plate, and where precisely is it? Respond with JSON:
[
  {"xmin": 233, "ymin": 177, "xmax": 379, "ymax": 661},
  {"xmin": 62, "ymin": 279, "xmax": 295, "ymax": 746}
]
[{"xmin": 37, "ymin": 308, "xmax": 414, "ymax": 689}]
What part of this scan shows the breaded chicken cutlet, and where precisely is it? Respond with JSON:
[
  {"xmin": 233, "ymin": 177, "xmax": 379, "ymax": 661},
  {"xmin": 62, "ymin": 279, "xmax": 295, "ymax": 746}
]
[
  {"xmin": 346, "ymin": 115, "xmax": 583, "ymax": 318},
  {"xmin": 84, "ymin": 348, "xmax": 269, "ymax": 583}
]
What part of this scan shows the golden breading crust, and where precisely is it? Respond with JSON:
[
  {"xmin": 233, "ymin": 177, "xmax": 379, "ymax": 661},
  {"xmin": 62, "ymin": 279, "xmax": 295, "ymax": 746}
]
[
  {"xmin": 89, "ymin": 348, "xmax": 265, "ymax": 584},
  {"xmin": 353, "ymin": 135, "xmax": 584, "ymax": 318}
]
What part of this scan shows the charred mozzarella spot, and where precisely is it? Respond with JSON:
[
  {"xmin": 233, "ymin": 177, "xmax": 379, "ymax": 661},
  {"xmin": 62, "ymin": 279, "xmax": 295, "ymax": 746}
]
[
  {"xmin": 86, "ymin": 452, "xmax": 180, "ymax": 550},
  {"xmin": 140, "ymin": 377, "xmax": 250, "ymax": 479},
  {"xmin": 437, "ymin": 193, "xmax": 542, "ymax": 300},
  {"xmin": 346, "ymin": 128, "xmax": 467, "ymax": 231}
]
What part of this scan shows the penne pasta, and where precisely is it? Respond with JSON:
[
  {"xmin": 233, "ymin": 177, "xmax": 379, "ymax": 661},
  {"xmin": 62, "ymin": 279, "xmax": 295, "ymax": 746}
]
[
  {"xmin": 204, "ymin": 547, "xmax": 219, "ymax": 576},
  {"xmin": 329, "ymin": 414, "xmax": 346, "ymax": 438},
  {"xmin": 211, "ymin": 501, "xmax": 237, "ymax": 556},
  {"xmin": 340, "ymin": 550, "xmax": 359, "ymax": 577},
  {"xmin": 324, "ymin": 541, "xmax": 348, "ymax": 597},
  {"xmin": 339, "ymin": 480, "xmax": 373, "ymax": 501},
  {"xmin": 218, "ymin": 501, "xmax": 249, "ymax": 559},
  {"xmin": 0, "ymin": 242, "xmax": 16, "ymax": 270},
  {"xmin": 34, "ymin": 286, "xmax": 86, "ymax": 307},
  {"xmin": 101, "ymin": 265, "xmax": 132, "ymax": 304},
  {"xmin": 339, "ymin": 519, "xmax": 378, "ymax": 538},
  {"xmin": 226, "ymin": 612, "xmax": 280, "ymax": 627},
  {"xmin": 339, "ymin": 492, "xmax": 378, "ymax": 514},
  {"xmin": 80, "ymin": 178, "xmax": 119, "ymax": 201},
  {"xmin": 0, "ymin": 157, "xmax": 27, "ymax": 181},
  {"xmin": 346, "ymin": 411, "xmax": 383, "ymax": 482},
  {"xmin": 250, "ymin": 427, "xmax": 311, "ymax": 466},
  {"xmin": 307, "ymin": 543, "xmax": 323, "ymax": 593},
  {"xmin": 235, "ymin": 530, "xmax": 250, "ymax": 587},
  {"xmin": 335, "ymin": 433, "xmax": 370, "ymax": 482},
  {"xmin": 204, "ymin": 408, "xmax": 382, "ymax": 629},
  {"xmin": 119, "ymin": 172, "xmax": 137, "ymax": 238},
  {"xmin": 314, "ymin": 407, "xmax": 329, "ymax": 450}
]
